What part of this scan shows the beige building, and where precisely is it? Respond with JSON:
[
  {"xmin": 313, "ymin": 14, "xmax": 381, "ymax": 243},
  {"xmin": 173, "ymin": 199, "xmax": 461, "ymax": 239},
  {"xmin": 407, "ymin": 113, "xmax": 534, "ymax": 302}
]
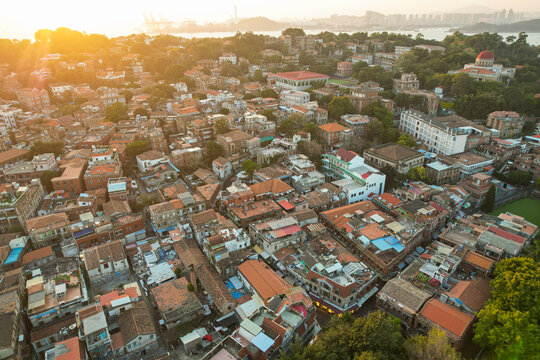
[{"xmin": 363, "ymin": 143, "xmax": 424, "ymax": 174}]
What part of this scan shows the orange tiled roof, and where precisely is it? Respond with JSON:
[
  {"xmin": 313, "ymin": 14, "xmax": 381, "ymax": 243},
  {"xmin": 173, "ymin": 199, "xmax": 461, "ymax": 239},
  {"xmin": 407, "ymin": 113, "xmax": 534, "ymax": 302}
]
[
  {"xmin": 463, "ymin": 250, "xmax": 494, "ymax": 271},
  {"xmin": 238, "ymin": 259, "xmax": 291, "ymax": 302},
  {"xmin": 318, "ymin": 122, "xmax": 348, "ymax": 133},
  {"xmin": 419, "ymin": 299, "xmax": 474, "ymax": 337},
  {"xmin": 249, "ymin": 178, "xmax": 293, "ymax": 197}
]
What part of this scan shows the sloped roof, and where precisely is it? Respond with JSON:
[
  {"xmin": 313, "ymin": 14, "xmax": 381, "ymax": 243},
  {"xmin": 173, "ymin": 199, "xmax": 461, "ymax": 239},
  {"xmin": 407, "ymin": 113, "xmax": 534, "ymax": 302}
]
[
  {"xmin": 249, "ymin": 178, "xmax": 293, "ymax": 197},
  {"xmin": 419, "ymin": 299, "xmax": 474, "ymax": 337}
]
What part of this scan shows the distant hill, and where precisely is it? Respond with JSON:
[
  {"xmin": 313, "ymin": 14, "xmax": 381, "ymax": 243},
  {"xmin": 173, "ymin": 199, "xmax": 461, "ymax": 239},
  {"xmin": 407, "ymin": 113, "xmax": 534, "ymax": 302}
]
[
  {"xmin": 457, "ymin": 19, "xmax": 540, "ymax": 33},
  {"xmin": 234, "ymin": 17, "xmax": 288, "ymax": 31}
]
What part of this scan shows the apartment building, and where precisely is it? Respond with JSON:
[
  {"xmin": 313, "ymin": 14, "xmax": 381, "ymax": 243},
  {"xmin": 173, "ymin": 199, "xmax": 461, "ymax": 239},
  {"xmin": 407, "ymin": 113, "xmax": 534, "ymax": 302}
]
[
  {"xmin": 399, "ymin": 111, "xmax": 491, "ymax": 155},
  {"xmin": 322, "ymin": 148, "xmax": 386, "ymax": 199},
  {"xmin": 486, "ymin": 111, "xmax": 523, "ymax": 138},
  {"xmin": 0, "ymin": 180, "xmax": 44, "ymax": 233}
]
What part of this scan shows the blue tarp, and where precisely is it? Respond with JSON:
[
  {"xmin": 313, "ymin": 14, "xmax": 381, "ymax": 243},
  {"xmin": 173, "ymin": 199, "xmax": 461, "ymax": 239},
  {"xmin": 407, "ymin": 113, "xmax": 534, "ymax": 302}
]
[
  {"xmin": 73, "ymin": 227, "xmax": 94, "ymax": 238},
  {"xmin": 392, "ymin": 242, "xmax": 405, "ymax": 253},
  {"xmin": 251, "ymin": 332, "xmax": 275, "ymax": 352},
  {"xmin": 4, "ymin": 247, "xmax": 23, "ymax": 265},
  {"xmin": 372, "ymin": 238, "xmax": 392, "ymax": 252},
  {"xmin": 231, "ymin": 291, "xmax": 244, "ymax": 299}
]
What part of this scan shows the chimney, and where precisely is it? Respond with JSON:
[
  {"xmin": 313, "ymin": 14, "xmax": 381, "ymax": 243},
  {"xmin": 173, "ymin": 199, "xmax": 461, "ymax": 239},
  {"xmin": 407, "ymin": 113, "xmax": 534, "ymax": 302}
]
[{"xmin": 189, "ymin": 266, "xmax": 199, "ymax": 293}]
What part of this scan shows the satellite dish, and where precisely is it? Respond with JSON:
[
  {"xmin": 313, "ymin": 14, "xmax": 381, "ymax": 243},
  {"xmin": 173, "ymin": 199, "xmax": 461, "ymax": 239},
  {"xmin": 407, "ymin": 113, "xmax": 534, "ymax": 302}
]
[{"xmin": 69, "ymin": 324, "xmax": 77, "ymax": 330}]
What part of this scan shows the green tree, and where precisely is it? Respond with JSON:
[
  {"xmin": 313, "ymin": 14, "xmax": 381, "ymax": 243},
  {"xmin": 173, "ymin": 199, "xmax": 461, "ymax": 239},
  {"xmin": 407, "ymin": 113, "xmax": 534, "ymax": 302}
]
[
  {"xmin": 405, "ymin": 328, "xmax": 461, "ymax": 360},
  {"xmin": 408, "ymin": 166, "xmax": 430, "ymax": 183},
  {"xmin": 474, "ymin": 257, "xmax": 540, "ymax": 359},
  {"xmin": 328, "ymin": 97, "xmax": 357, "ymax": 120},
  {"xmin": 261, "ymin": 109, "xmax": 276, "ymax": 122},
  {"xmin": 243, "ymin": 93, "xmax": 256, "ymax": 100},
  {"xmin": 506, "ymin": 170, "xmax": 532, "ymax": 186},
  {"xmin": 282, "ymin": 28, "xmax": 305, "ymax": 37},
  {"xmin": 125, "ymin": 140, "xmax": 151, "ymax": 161},
  {"xmin": 187, "ymin": 282, "xmax": 195, "ymax": 291},
  {"xmin": 120, "ymin": 89, "xmax": 133, "ymax": 104},
  {"xmin": 303, "ymin": 121, "xmax": 318, "ymax": 139},
  {"xmin": 451, "ymin": 73, "xmax": 475, "ymax": 97},
  {"xmin": 481, "ymin": 184, "xmax": 496, "ymax": 212},
  {"xmin": 362, "ymin": 102, "xmax": 394, "ymax": 128},
  {"xmin": 40, "ymin": 170, "xmax": 61, "ymax": 192},
  {"xmin": 260, "ymin": 88, "xmax": 278, "ymax": 99},
  {"xmin": 397, "ymin": 134, "xmax": 417, "ymax": 148},
  {"xmin": 219, "ymin": 107, "xmax": 230, "ymax": 115},
  {"xmin": 133, "ymin": 107, "xmax": 149, "ymax": 119},
  {"xmin": 174, "ymin": 267, "xmax": 182, "ymax": 278},
  {"xmin": 105, "ymin": 101, "xmax": 128, "ymax": 123},
  {"xmin": 29, "ymin": 141, "xmax": 64, "ymax": 158},
  {"xmin": 380, "ymin": 165, "xmax": 401, "ymax": 192},
  {"xmin": 205, "ymin": 141, "xmax": 224, "ymax": 162},
  {"xmin": 241, "ymin": 159, "xmax": 259, "ymax": 177},
  {"xmin": 8, "ymin": 131, "xmax": 17, "ymax": 145},
  {"xmin": 214, "ymin": 118, "xmax": 231, "ymax": 135}
]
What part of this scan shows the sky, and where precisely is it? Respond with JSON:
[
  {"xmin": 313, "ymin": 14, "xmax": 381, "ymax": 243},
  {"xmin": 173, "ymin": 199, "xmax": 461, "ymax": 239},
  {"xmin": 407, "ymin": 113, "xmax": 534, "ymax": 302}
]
[{"xmin": 1, "ymin": 0, "xmax": 539, "ymax": 40}]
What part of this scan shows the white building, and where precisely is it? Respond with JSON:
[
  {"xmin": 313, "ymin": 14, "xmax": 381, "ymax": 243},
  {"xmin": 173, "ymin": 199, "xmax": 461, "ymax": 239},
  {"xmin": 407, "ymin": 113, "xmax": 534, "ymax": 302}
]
[
  {"xmin": 399, "ymin": 110, "xmax": 469, "ymax": 155},
  {"xmin": 219, "ymin": 52, "xmax": 237, "ymax": 65},
  {"xmin": 136, "ymin": 150, "xmax": 168, "ymax": 172},
  {"xmin": 0, "ymin": 106, "xmax": 22, "ymax": 129},
  {"xmin": 212, "ymin": 156, "xmax": 232, "ymax": 181},
  {"xmin": 50, "ymin": 84, "xmax": 73, "ymax": 98},
  {"xmin": 280, "ymin": 90, "xmax": 310, "ymax": 107},
  {"xmin": 31, "ymin": 153, "xmax": 57, "ymax": 172},
  {"xmin": 322, "ymin": 148, "xmax": 386, "ymax": 202},
  {"xmin": 171, "ymin": 82, "xmax": 188, "ymax": 92},
  {"xmin": 274, "ymin": 71, "xmax": 329, "ymax": 91}
]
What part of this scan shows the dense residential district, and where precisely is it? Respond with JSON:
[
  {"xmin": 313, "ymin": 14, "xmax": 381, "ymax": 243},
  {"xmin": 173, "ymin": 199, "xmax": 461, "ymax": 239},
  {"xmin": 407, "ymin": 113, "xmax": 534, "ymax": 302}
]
[{"xmin": 0, "ymin": 28, "xmax": 538, "ymax": 360}]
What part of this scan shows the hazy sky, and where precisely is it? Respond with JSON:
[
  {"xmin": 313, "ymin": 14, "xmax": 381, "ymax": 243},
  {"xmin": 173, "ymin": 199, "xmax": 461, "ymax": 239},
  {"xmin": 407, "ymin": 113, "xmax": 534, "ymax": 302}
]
[{"xmin": 1, "ymin": 0, "xmax": 539, "ymax": 39}]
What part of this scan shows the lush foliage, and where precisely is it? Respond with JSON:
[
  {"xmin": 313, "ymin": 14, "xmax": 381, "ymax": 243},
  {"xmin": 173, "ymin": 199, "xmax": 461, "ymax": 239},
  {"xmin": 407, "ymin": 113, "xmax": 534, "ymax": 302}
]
[
  {"xmin": 241, "ymin": 159, "xmax": 259, "ymax": 177},
  {"xmin": 474, "ymin": 257, "xmax": 540, "ymax": 359},
  {"xmin": 328, "ymin": 97, "xmax": 357, "ymax": 120},
  {"xmin": 279, "ymin": 311, "xmax": 460, "ymax": 360},
  {"xmin": 105, "ymin": 101, "xmax": 128, "ymax": 123},
  {"xmin": 481, "ymin": 184, "xmax": 496, "ymax": 212},
  {"xmin": 205, "ymin": 141, "xmax": 224, "ymax": 162},
  {"xmin": 40, "ymin": 170, "xmax": 62, "ymax": 192},
  {"xmin": 28, "ymin": 141, "xmax": 64, "ymax": 158},
  {"xmin": 125, "ymin": 140, "xmax": 151, "ymax": 161},
  {"xmin": 214, "ymin": 118, "xmax": 231, "ymax": 135}
]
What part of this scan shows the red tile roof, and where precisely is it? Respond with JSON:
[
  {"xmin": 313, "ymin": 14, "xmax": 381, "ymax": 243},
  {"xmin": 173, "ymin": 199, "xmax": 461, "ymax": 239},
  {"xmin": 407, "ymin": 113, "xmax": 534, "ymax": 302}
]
[
  {"xmin": 275, "ymin": 70, "xmax": 329, "ymax": 81},
  {"xmin": 419, "ymin": 299, "xmax": 474, "ymax": 338},
  {"xmin": 319, "ymin": 122, "xmax": 348, "ymax": 133},
  {"xmin": 238, "ymin": 259, "xmax": 291, "ymax": 303},
  {"xmin": 335, "ymin": 148, "xmax": 359, "ymax": 162},
  {"xmin": 487, "ymin": 226, "xmax": 526, "ymax": 244}
]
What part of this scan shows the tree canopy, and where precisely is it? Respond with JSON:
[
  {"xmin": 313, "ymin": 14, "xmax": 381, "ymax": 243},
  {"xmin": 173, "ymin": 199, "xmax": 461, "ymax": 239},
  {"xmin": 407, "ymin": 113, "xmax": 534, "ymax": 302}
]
[
  {"xmin": 105, "ymin": 101, "xmax": 128, "ymax": 123},
  {"xmin": 214, "ymin": 118, "xmax": 231, "ymax": 135},
  {"xmin": 125, "ymin": 140, "xmax": 151, "ymax": 161},
  {"xmin": 328, "ymin": 97, "xmax": 357, "ymax": 120},
  {"xmin": 474, "ymin": 257, "xmax": 540, "ymax": 359}
]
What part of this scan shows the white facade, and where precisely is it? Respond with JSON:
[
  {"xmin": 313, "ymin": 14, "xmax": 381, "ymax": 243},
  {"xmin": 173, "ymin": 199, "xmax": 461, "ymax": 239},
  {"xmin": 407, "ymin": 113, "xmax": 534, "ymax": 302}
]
[
  {"xmin": 32, "ymin": 153, "xmax": 57, "ymax": 171},
  {"xmin": 212, "ymin": 158, "xmax": 232, "ymax": 180},
  {"xmin": 136, "ymin": 153, "xmax": 168, "ymax": 172},
  {"xmin": 219, "ymin": 53, "xmax": 237, "ymax": 65},
  {"xmin": 50, "ymin": 84, "xmax": 73, "ymax": 97},
  {"xmin": 0, "ymin": 107, "xmax": 22, "ymax": 129},
  {"xmin": 322, "ymin": 150, "xmax": 386, "ymax": 202},
  {"xmin": 280, "ymin": 90, "xmax": 310, "ymax": 107},
  {"xmin": 399, "ymin": 111, "xmax": 468, "ymax": 155}
]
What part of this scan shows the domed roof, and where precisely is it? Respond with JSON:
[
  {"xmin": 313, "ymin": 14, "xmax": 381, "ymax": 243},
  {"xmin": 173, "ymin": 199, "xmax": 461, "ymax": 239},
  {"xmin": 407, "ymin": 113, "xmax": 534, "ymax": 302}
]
[{"xmin": 476, "ymin": 50, "xmax": 494, "ymax": 60}]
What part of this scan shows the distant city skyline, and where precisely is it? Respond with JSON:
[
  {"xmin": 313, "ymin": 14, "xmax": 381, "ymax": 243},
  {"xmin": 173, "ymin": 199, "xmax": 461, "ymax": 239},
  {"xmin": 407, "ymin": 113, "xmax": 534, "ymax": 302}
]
[{"xmin": 1, "ymin": 0, "xmax": 540, "ymax": 39}]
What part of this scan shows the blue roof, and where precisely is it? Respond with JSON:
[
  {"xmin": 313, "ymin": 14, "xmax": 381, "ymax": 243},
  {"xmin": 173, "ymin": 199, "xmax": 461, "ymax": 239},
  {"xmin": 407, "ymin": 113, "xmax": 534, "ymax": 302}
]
[
  {"xmin": 392, "ymin": 242, "xmax": 405, "ymax": 253},
  {"xmin": 372, "ymin": 236, "xmax": 404, "ymax": 253},
  {"xmin": 251, "ymin": 332, "xmax": 274, "ymax": 352},
  {"xmin": 74, "ymin": 227, "xmax": 94, "ymax": 238},
  {"xmin": 4, "ymin": 247, "xmax": 23, "ymax": 265},
  {"xmin": 108, "ymin": 183, "xmax": 126, "ymax": 192},
  {"xmin": 231, "ymin": 291, "xmax": 244, "ymax": 299},
  {"xmin": 372, "ymin": 238, "xmax": 392, "ymax": 252}
]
